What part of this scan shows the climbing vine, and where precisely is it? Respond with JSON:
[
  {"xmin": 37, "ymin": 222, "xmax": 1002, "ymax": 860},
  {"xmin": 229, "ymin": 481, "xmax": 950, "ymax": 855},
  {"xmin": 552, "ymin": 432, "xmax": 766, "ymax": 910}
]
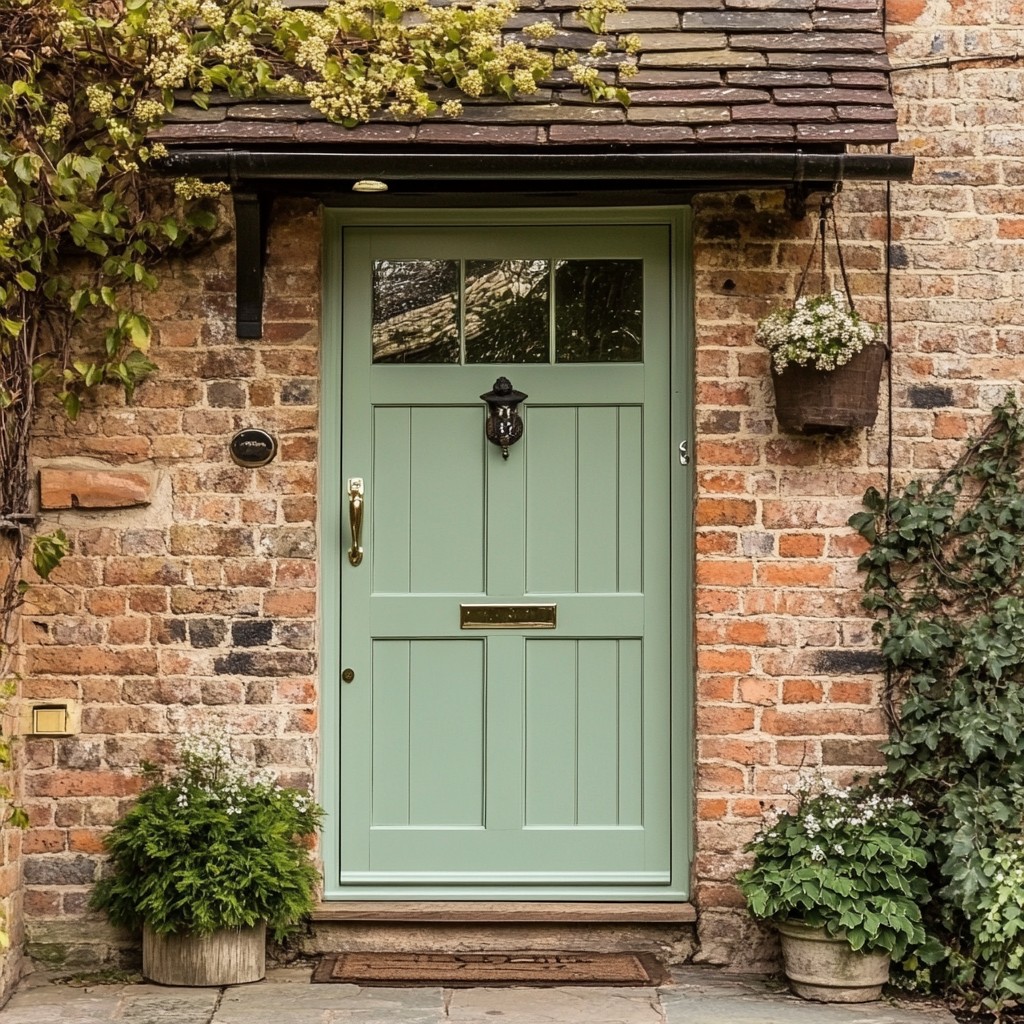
[
  {"xmin": 850, "ymin": 394, "xmax": 1024, "ymax": 1014},
  {"xmin": 0, "ymin": 0, "xmax": 636, "ymax": 949}
]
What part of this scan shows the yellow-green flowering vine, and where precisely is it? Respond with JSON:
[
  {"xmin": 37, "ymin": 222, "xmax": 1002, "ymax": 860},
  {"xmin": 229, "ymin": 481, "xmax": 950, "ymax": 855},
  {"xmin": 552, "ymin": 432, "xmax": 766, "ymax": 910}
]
[{"xmin": 0, "ymin": 0, "xmax": 635, "ymax": 899}]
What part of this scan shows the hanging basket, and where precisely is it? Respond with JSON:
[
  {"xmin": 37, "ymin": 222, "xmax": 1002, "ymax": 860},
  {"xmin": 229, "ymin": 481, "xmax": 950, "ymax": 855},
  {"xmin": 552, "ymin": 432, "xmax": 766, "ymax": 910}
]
[
  {"xmin": 761, "ymin": 193, "xmax": 887, "ymax": 435},
  {"xmin": 771, "ymin": 343, "xmax": 887, "ymax": 435}
]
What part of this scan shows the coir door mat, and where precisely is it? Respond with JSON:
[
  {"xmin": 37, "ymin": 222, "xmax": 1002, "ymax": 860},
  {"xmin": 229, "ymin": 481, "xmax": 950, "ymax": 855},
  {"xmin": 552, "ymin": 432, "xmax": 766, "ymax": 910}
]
[{"xmin": 312, "ymin": 951, "xmax": 667, "ymax": 987}]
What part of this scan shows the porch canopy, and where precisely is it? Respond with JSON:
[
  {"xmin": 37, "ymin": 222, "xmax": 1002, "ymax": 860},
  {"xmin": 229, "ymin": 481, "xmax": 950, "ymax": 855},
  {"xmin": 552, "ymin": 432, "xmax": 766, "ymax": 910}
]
[{"xmin": 156, "ymin": 0, "xmax": 912, "ymax": 336}]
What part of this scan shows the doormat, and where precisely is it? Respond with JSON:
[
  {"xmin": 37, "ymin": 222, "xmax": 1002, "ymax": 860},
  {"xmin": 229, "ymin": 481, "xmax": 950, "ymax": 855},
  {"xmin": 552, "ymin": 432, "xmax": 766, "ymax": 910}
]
[{"xmin": 312, "ymin": 951, "xmax": 667, "ymax": 987}]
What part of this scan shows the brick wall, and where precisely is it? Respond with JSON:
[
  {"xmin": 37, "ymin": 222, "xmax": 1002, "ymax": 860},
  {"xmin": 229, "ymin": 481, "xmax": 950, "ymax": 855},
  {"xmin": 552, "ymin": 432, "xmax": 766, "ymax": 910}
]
[
  {"xmin": 690, "ymin": 0, "xmax": 1024, "ymax": 965},
  {"xmin": 0, "ymin": 619, "xmax": 25, "ymax": 1001},
  {"xmin": 21, "ymin": 200, "xmax": 322, "ymax": 967},
  {"xmin": 689, "ymin": 185, "xmax": 891, "ymax": 965},
  {"xmin": 12, "ymin": 0, "xmax": 1024, "ymax": 975}
]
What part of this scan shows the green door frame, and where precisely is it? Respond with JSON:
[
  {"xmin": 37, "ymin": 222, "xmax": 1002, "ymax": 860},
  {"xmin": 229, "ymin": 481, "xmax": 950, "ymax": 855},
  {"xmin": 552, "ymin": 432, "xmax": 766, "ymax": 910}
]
[{"xmin": 320, "ymin": 206, "xmax": 694, "ymax": 901}]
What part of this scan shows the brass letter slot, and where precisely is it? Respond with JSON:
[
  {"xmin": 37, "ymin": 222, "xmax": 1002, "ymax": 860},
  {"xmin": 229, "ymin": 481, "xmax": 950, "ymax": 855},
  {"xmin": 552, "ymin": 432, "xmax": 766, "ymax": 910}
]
[{"xmin": 460, "ymin": 604, "xmax": 557, "ymax": 629}]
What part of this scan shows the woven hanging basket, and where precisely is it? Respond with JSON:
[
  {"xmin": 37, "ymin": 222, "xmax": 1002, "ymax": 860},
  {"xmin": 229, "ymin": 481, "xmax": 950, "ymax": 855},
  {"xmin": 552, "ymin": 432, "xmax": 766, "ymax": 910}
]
[{"xmin": 771, "ymin": 343, "xmax": 887, "ymax": 435}]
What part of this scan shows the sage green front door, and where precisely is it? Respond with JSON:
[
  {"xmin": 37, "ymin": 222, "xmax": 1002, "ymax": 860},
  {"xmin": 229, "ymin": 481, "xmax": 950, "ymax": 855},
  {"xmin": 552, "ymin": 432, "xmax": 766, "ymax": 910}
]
[{"xmin": 337, "ymin": 222, "xmax": 677, "ymax": 897}]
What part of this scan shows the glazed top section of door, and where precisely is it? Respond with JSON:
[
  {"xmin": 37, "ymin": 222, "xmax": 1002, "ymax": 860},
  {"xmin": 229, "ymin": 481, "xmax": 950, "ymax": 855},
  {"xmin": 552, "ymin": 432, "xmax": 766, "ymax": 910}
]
[{"xmin": 339, "ymin": 225, "xmax": 672, "ymax": 895}]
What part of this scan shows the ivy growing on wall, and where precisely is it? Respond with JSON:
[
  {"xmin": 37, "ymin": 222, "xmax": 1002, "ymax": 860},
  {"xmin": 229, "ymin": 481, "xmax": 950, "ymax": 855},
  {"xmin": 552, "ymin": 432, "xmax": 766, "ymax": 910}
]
[
  {"xmin": 0, "ymin": 0, "xmax": 635, "ymax": 947},
  {"xmin": 851, "ymin": 394, "xmax": 1024, "ymax": 1013}
]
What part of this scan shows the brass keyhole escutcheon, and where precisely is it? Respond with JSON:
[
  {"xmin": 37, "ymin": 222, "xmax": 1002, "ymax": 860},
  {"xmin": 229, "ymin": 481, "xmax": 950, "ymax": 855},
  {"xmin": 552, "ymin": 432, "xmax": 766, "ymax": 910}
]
[{"xmin": 342, "ymin": 668, "xmax": 355, "ymax": 684}]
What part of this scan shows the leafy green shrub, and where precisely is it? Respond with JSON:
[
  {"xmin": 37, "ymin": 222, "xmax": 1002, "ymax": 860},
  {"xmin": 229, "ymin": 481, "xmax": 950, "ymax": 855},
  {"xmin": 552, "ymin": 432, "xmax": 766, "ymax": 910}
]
[
  {"xmin": 91, "ymin": 734, "xmax": 323, "ymax": 940},
  {"xmin": 954, "ymin": 836, "xmax": 1024, "ymax": 1002},
  {"xmin": 737, "ymin": 773, "xmax": 929, "ymax": 960},
  {"xmin": 850, "ymin": 393, "xmax": 1024, "ymax": 1013}
]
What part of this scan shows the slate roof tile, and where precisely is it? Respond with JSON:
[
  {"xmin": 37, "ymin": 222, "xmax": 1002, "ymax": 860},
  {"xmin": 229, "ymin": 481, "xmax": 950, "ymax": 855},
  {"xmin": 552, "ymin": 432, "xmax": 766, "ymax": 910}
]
[
  {"xmin": 627, "ymin": 104, "xmax": 733, "ymax": 122},
  {"xmin": 725, "ymin": 0, "xmax": 815, "ymax": 9},
  {"xmin": 640, "ymin": 48, "xmax": 769, "ymax": 67},
  {"xmin": 836, "ymin": 104, "xmax": 897, "ymax": 120},
  {"xmin": 830, "ymin": 71, "xmax": 889, "ymax": 86},
  {"xmin": 815, "ymin": 0, "xmax": 878, "ymax": 9},
  {"xmin": 698, "ymin": 122, "xmax": 796, "ymax": 140},
  {"xmin": 726, "ymin": 69, "xmax": 831, "ymax": 85},
  {"xmin": 159, "ymin": 1, "xmax": 898, "ymax": 152},
  {"xmin": 732, "ymin": 103, "xmax": 836, "ymax": 121},
  {"xmin": 773, "ymin": 87, "xmax": 894, "ymax": 104},
  {"xmin": 728, "ymin": 31, "xmax": 886, "ymax": 51},
  {"xmin": 633, "ymin": 32, "xmax": 730, "ymax": 49},
  {"xmin": 630, "ymin": 70, "xmax": 726, "ymax": 85},
  {"xmin": 629, "ymin": 87, "xmax": 769, "ymax": 103},
  {"xmin": 811, "ymin": 10, "xmax": 882, "ymax": 29},
  {"xmin": 768, "ymin": 50, "xmax": 891, "ymax": 68},
  {"xmin": 600, "ymin": 11, "xmax": 683, "ymax": 28},
  {"xmin": 796, "ymin": 121, "xmax": 897, "ymax": 141},
  {"xmin": 681, "ymin": 11, "xmax": 814, "ymax": 29},
  {"xmin": 549, "ymin": 123, "xmax": 697, "ymax": 142}
]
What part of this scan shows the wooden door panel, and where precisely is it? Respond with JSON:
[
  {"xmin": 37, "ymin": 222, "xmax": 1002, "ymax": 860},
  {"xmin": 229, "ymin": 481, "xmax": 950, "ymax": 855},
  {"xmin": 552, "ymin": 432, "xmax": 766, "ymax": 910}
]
[
  {"xmin": 370, "ymin": 639, "xmax": 486, "ymax": 828},
  {"xmin": 525, "ymin": 406, "xmax": 644, "ymax": 596},
  {"xmin": 372, "ymin": 406, "xmax": 485, "ymax": 595},
  {"xmin": 524, "ymin": 639, "xmax": 645, "ymax": 829}
]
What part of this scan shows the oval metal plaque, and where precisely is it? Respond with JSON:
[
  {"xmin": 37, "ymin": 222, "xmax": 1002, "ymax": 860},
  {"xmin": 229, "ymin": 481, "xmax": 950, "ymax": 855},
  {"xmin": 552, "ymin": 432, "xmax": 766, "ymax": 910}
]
[{"xmin": 230, "ymin": 428, "xmax": 277, "ymax": 468}]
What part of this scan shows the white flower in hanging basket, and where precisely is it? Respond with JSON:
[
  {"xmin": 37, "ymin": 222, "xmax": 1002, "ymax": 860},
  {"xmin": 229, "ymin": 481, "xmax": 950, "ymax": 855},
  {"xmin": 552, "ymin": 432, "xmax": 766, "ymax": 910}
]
[{"xmin": 756, "ymin": 291, "xmax": 880, "ymax": 375}]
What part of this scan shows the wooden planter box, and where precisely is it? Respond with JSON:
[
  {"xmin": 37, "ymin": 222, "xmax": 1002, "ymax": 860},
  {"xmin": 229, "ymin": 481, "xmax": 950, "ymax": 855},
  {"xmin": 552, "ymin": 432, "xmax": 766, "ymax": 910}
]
[
  {"xmin": 143, "ymin": 923, "xmax": 266, "ymax": 986},
  {"xmin": 771, "ymin": 344, "xmax": 887, "ymax": 434}
]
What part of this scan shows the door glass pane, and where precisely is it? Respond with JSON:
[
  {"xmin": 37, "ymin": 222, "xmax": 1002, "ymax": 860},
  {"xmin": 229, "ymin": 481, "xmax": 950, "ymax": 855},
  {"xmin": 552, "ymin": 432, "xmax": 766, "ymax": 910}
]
[
  {"xmin": 372, "ymin": 260, "xmax": 460, "ymax": 363},
  {"xmin": 555, "ymin": 260, "xmax": 643, "ymax": 363},
  {"xmin": 465, "ymin": 259, "xmax": 550, "ymax": 364}
]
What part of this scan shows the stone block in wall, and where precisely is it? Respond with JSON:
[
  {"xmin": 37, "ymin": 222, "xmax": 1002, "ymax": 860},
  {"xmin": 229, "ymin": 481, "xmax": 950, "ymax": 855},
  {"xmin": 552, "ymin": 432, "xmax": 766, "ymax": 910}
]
[{"xmin": 39, "ymin": 468, "xmax": 153, "ymax": 510}]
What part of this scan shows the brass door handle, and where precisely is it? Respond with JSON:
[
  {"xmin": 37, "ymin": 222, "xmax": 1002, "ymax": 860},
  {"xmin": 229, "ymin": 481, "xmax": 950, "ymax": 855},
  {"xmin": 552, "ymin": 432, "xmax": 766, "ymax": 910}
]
[{"xmin": 347, "ymin": 478, "xmax": 364, "ymax": 566}]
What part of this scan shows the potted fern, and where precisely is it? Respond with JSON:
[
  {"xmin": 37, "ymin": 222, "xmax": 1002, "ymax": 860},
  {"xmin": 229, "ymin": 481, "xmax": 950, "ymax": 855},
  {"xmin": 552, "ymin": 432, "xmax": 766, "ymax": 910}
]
[
  {"xmin": 737, "ymin": 773, "xmax": 928, "ymax": 1003},
  {"xmin": 91, "ymin": 733, "xmax": 323, "ymax": 986}
]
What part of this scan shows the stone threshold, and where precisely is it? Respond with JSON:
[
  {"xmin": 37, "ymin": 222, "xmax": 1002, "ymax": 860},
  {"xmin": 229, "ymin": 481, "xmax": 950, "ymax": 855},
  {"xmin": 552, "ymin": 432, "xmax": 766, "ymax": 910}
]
[{"xmin": 311, "ymin": 901, "xmax": 697, "ymax": 924}]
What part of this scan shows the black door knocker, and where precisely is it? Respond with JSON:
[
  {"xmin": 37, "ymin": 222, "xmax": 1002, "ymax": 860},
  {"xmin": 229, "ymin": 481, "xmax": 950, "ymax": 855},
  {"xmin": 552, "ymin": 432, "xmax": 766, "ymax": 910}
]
[{"xmin": 480, "ymin": 377, "xmax": 527, "ymax": 460}]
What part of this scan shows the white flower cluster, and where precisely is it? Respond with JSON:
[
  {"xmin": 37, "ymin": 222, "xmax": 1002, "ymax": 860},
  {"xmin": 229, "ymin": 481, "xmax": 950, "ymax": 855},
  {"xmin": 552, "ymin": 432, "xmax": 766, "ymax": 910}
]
[
  {"xmin": 756, "ymin": 291, "xmax": 879, "ymax": 374},
  {"xmin": 171, "ymin": 730, "xmax": 289, "ymax": 816},
  {"xmin": 755, "ymin": 769, "xmax": 916, "ymax": 853}
]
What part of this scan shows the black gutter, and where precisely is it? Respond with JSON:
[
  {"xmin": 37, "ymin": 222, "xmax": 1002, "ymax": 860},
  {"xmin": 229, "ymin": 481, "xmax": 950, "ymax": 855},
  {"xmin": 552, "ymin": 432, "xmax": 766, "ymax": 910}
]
[{"xmin": 162, "ymin": 148, "xmax": 914, "ymax": 186}]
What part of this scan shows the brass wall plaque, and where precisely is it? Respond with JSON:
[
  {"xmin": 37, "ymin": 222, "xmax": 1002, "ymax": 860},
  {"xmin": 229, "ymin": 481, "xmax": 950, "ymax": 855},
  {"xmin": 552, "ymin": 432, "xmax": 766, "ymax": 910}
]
[{"xmin": 460, "ymin": 604, "xmax": 557, "ymax": 629}]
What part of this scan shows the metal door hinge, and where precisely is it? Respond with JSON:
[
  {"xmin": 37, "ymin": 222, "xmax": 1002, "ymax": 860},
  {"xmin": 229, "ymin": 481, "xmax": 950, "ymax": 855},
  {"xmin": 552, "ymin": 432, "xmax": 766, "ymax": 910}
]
[{"xmin": 678, "ymin": 440, "xmax": 690, "ymax": 466}]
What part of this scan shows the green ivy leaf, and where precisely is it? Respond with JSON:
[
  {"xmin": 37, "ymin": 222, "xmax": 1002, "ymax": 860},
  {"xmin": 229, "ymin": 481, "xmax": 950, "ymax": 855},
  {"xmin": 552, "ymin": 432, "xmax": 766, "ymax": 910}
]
[{"xmin": 32, "ymin": 530, "xmax": 70, "ymax": 581}]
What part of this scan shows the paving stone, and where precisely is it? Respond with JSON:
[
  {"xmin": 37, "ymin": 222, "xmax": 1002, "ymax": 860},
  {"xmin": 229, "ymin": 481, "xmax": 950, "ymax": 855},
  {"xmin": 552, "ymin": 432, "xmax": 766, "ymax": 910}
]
[
  {"xmin": 214, "ymin": 982, "xmax": 445, "ymax": 1024},
  {"xmin": 0, "ymin": 989, "xmax": 122, "ymax": 1024},
  {"xmin": 660, "ymin": 969, "xmax": 956, "ymax": 1024},
  {"xmin": 0, "ymin": 981, "xmax": 219, "ymax": 1024},
  {"xmin": 117, "ymin": 985, "xmax": 226, "ymax": 1022},
  {"xmin": 448, "ymin": 985, "xmax": 664, "ymax": 1024}
]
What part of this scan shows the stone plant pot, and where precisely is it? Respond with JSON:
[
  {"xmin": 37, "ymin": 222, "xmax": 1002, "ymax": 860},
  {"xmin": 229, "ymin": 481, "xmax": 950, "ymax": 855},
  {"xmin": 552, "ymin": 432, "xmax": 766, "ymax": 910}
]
[
  {"xmin": 143, "ymin": 923, "xmax": 266, "ymax": 986},
  {"xmin": 776, "ymin": 920, "xmax": 890, "ymax": 1003}
]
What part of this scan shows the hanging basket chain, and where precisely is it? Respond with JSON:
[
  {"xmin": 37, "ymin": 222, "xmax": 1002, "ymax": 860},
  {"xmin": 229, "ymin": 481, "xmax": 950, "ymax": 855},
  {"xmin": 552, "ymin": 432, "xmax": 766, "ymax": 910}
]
[{"xmin": 794, "ymin": 193, "xmax": 857, "ymax": 311}]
